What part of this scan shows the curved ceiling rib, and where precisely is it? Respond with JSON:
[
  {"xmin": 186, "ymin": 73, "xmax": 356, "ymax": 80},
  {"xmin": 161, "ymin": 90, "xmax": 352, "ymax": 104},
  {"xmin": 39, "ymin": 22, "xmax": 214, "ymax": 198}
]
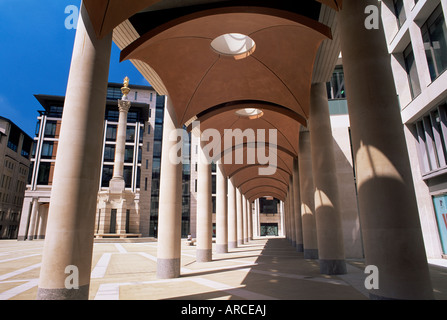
[
  {"xmin": 83, "ymin": 0, "xmax": 342, "ymax": 39},
  {"xmin": 120, "ymin": 7, "xmax": 331, "ymax": 126}
]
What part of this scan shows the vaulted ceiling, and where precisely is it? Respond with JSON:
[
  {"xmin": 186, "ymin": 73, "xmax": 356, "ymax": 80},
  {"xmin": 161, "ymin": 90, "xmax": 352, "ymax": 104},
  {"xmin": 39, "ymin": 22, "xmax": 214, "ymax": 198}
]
[{"xmin": 82, "ymin": 0, "xmax": 343, "ymax": 202}]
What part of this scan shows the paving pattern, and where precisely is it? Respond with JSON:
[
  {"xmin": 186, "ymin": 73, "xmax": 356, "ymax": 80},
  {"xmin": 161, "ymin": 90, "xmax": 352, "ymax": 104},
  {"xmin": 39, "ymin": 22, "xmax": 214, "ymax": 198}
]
[{"xmin": 0, "ymin": 237, "xmax": 446, "ymax": 300}]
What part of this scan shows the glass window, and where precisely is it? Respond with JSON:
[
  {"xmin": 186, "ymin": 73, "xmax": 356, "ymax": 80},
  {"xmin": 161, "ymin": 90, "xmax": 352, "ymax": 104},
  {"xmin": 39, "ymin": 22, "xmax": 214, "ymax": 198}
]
[
  {"xmin": 37, "ymin": 162, "xmax": 53, "ymax": 185},
  {"xmin": 125, "ymin": 146, "xmax": 134, "ymax": 163},
  {"xmin": 106, "ymin": 125, "xmax": 117, "ymax": 141},
  {"xmin": 41, "ymin": 142, "xmax": 54, "ymax": 159},
  {"xmin": 123, "ymin": 166, "xmax": 133, "ymax": 188},
  {"xmin": 103, "ymin": 145, "xmax": 115, "ymax": 162},
  {"xmin": 101, "ymin": 165, "xmax": 113, "ymax": 187},
  {"xmin": 126, "ymin": 126, "xmax": 135, "ymax": 142},
  {"xmin": 48, "ymin": 106, "xmax": 63, "ymax": 118},
  {"xmin": 44, "ymin": 121, "xmax": 57, "ymax": 137},
  {"xmin": 107, "ymin": 87, "xmax": 122, "ymax": 100},
  {"xmin": 404, "ymin": 44, "xmax": 422, "ymax": 99},
  {"xmin": 153, "ymin": 140, "xmax": 162, "ymax": 158},
  {"xmin": 422, "ymin": 5, "xmax": 447, "ymax": 81}
]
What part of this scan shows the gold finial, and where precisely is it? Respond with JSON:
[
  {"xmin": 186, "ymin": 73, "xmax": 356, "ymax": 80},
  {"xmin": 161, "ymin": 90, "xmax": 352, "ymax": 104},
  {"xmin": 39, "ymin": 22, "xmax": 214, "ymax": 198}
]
[{"xmin": 121, "ymin": 76, "xmax": 131, "ymax": 99}]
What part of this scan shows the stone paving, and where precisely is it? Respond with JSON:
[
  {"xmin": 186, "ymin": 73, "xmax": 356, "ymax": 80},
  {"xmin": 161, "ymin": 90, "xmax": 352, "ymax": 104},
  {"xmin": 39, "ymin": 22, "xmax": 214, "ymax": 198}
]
[{"xmin": 0, "ymin": 237, "xmax": 446, "ymax": 300}]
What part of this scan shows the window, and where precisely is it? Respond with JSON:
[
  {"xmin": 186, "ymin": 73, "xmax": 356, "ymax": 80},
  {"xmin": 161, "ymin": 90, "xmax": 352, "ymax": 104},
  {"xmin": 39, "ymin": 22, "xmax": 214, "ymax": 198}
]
[
  {"xmin": 124, "ymin": 167, "xmax": 133, "ymax": 188},
  {"xmin": 393, "ymin": 0, "xmax": 406, "ymax": 28},
  {"xmin": 37, "ymin": 162, "xmax": 53, "ymax": 185},
  {"xmin": 415, "ymin": 103, "xmax": 447, "ymax": 176},
  {"xmin": 41, "ymin": 142, "xmax": 55, "ymax": 159},
  {"xmin": 44, "ymin": 121, "xmax": 57, "ymax": 137},
  {"xmin": 125, "ymin": 146, "xmax": 134, "ymax": 163},
  {"xmin": 103, "ymin": 145, "xmax": 115, "ymax": 162},
  {"xmin": 153, "ymin": 140, "xmax": 162, "ymax": 158},
  {"xmin": 107, "ymin": 87, "xmax": 122, "ymax": 100},
  {"xmin": 101, "ymin": 165, "xmax": 114, "ymax": 187},
  {"xmin": 327, "ymin": 65, "xmax": 346, "ymax": 99},
  {"xmin": 106, "ymin": 125, "xmax": 117, "ymax": 141},
  {"xmin": 126, "ymin": 126, "xmax": 135, "ymax": 142},
  {"xmin": 106, "ymin": 110, "xmax": 119, "ymax": 122},
  {"xmin": 48, "ymin": 106, "xmax": 63, "ymax": 118},
  {"xmin": 404, "ymin": 44, "xmax": 421, "ymax": 99},
  {"xmin": 422, "ymin": 5, "xmax": 447, "ymax": 81}
]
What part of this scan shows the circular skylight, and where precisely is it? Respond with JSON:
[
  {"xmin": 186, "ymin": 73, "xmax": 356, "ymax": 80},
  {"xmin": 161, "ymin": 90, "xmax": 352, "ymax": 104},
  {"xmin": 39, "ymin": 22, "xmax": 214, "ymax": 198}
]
[
  {"xmin": 211, "ymin": 33, "xmax": 256, "ymax": 59},
  {"xmin": 235, "ymin": 108, "xmax": 264, "ymax": 119}
]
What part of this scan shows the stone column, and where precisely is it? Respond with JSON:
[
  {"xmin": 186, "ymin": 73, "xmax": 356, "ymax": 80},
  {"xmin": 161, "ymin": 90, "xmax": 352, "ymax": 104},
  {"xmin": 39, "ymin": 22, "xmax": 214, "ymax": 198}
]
[
  {"xmin": 27, "ymin": 198, "xmax": 39, "ymax": 241},
  {"xmin": 196, "ymin": 140, "xmax": 213, "ymax": 262},
  {"xmin": 339, "ymin": 0, "xmax": 433, "ymax": 299},
  {"xmin": 309, "ymin": 82, "xmax": 346, "ymax": 275},
  {"xmin": 288, "ymin": 177, "xmax": 296, "ymax": 247},
  {"xmin": 293, "ymin": 158, "xmax": 303, "ymax": 252},
  {"xmin": 216, "ymin": 161, "xmax": 228, "ymax": 253},
  {"xmin": 109, "ymin": 98, "xmax": 131, "ymax": 193},
  {"xmin": 36, "ymin": 3, "xmax": 112, "ymax": 300},
  {"xmin": 227, "ymin": 177, "xmax": 237, "ymax": 249},
  {"xmin": 236, "ymin": 188, "xmax": 243, "ymax": 246},
  {"xmin": 299, "ymin": 131, "xmax": 318, "ymax": 259},
  {"xmin": 17, "ymin": 197, "xmax": 32, "ymax": 241},
  {"xmin": 242, "ymin": 195, "xmax": 248, "ymax": 243},
  {"xmin": 248, "ymin": 200, "xmax": 253, "ymax": 240},
  {"xmin": 157, "ymin": 96, "xmax": 183, "ymax": 278}
]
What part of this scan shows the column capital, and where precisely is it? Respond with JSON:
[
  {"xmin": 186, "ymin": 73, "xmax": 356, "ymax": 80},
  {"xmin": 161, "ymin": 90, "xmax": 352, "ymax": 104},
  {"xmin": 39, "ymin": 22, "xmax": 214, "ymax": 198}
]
[{"xmin": 118, "ymin": 100, "xmax": 131, "ymax": 113}]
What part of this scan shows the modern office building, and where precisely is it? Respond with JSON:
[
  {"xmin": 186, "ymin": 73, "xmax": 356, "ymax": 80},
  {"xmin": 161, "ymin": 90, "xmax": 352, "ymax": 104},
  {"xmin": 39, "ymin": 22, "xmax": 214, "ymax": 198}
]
[
  {"xmin": 381, "ymin": 0, "xmax": 447, "ymax": 259},
  {"xmin": 0, "ymin": 117, "xmax": 33, "ymax": 239}
]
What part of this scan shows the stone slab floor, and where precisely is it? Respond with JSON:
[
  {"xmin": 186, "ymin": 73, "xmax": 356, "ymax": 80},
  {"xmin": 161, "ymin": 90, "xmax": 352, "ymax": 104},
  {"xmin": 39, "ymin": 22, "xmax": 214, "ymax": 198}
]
[{"xmin": 0, "ymin": 237, "xmax": 446, "ymax": 300}]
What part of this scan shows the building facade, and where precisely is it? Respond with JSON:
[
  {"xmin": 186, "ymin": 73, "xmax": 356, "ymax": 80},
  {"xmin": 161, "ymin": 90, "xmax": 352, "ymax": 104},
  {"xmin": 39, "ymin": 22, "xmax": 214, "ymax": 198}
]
[
  {"xmin": 0, "ymin": 117, "xmax": 32, "ymax": 239},
  {"xmin": 17, "ymin": 83, "xmax": 165, "ymax": 240},
  {"xmin": 382, "ymin": 0, "xmax": 447, "ymax": 259}
]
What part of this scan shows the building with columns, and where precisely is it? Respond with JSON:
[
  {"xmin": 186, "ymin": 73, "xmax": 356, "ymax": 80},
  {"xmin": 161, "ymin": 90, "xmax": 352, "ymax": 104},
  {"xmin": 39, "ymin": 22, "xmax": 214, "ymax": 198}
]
[
  {"xmin": 17, "ymin": 82, "xmax": 161, "ymax": 240},
  {"xmin": 0, "ymin": 117, "xmax": 32, "ymax": 239},
  {"xmin": 29, "ymin": 0, "xmax": 447, "ymax": 300}
]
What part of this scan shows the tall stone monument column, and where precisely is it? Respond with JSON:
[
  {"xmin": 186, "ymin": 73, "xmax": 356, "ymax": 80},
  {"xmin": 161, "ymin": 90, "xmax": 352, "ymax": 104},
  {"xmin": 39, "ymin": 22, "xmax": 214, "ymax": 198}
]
[
  {"xmin": 109, "ymin": 77, "xmax": 131, "ymax": 193},
  {"xmin": 96, "ymin": 77, "xmax": 138, "ymax": 237}
]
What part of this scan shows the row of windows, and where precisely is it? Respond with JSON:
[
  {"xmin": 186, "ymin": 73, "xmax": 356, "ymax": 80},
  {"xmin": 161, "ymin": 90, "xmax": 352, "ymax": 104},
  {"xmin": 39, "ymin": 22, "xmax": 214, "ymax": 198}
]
[
  {"xmin": 396, "ymin": 3, "xmax": 447, "ymax": 100},
  {"xmin": 0, "ymin": 211, "xmax": 19, "ymax": 222},
  {"xmin": 0, "ymin": 225, "xmax": 18, "ymax": 239},
  {"xmin": 414, "ymin": 102, "xmax": 447, "ymax": 176}
]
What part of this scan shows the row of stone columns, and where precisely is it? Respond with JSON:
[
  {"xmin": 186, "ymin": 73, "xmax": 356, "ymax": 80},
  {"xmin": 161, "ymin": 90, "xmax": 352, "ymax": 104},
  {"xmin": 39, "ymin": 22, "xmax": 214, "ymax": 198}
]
[
  {"xmin": 196, "ymin": 154, "xmax": 254, "ymax": 260},
  {"xmin": 283, "ymin": 82, "xmax": 346, "ymax": 276}
]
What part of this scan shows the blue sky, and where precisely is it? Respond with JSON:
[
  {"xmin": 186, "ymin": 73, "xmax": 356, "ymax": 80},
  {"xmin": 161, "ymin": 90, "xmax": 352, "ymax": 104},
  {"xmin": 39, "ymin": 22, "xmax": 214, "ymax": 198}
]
[{"xmin": 0, "ymin": 0, "xmax": 150, "ymax": 137}]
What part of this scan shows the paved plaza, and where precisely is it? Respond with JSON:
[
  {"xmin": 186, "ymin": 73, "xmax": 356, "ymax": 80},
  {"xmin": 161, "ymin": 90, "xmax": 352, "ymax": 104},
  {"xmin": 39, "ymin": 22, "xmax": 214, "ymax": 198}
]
[{"xmin": 0, "ymin": 237, "xmax": 446, "ymax": 301}]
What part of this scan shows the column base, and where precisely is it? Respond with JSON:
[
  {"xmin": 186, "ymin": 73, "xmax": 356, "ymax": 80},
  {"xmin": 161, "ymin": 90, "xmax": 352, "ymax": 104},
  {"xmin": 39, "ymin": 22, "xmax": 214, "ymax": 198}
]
[
  {"xmin": 319, "ymin": 259, "xmax": 347, "ymax": 275},
  {"xmin": 196, "ymin": 249, "xmax": 212, "ymax": 262},
  {"xmin": 295, "ymin": 243, "xmax": 304, "ymax": 252},
  {"xmin": 36, "ymin": 284, "xmax": 89, "ymax": 300},
  {"xmin": 215, "ymin": 244, "xmax": 228, "ymax": 254},
  {"xmin": 157, "ymin": 258, "xmax": 180, "ymax": 279},
  {"xmin": 304, "ymin": 249, "xmax": 319, "ymax": 259},
  {"xmin": 228, "ymin": 242, "xmax": 237, "ymax": 250}
]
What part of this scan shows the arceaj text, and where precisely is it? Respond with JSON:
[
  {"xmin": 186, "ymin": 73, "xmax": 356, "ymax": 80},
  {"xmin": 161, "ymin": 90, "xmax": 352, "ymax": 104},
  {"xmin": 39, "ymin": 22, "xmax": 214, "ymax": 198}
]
[{"xmin": 181, "ymin": 304, "xmax": 266, "ymax": 317}]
